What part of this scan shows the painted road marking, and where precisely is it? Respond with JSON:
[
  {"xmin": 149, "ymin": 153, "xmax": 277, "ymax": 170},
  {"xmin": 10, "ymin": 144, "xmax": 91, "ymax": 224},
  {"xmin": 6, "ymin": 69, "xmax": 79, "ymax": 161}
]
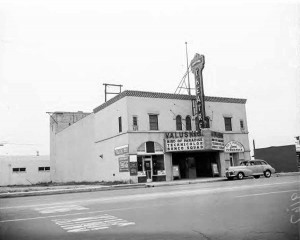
[
  {"xmin": 52, "ymin": 214, "xmax": 135, "ymax": 233},
  {"xmin": 236, "ymin": 189, "xmax": 300, "ymax": 198},
  {"xmin": 1, "ymin": 180, "xmax": 299, "ymax": 210},
  {"xmin": 0, "ymin": 206, "xmax": 146, "ymax": 223},
  {"xmin": 34, "ymin": 204, "xmax": 88, "ymax": 214}
]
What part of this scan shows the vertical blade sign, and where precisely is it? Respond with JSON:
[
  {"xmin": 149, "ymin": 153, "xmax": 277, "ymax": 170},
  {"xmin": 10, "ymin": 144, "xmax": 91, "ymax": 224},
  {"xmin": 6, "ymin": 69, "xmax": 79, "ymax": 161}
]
[{"xmin": 191, "ymin": 53, "xmax": 206, "ymax": 129}]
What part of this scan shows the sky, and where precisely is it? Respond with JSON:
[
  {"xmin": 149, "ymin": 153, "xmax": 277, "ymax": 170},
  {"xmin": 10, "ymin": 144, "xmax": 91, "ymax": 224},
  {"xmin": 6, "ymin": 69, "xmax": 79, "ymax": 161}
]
[{"xmin": 0, "ymin": 0, "xmax": 299, "ymax": 156}]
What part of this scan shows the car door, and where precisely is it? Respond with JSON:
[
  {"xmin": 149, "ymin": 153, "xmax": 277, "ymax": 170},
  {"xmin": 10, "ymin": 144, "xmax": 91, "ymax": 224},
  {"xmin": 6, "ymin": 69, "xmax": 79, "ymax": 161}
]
[
  {"xmin": 253, "ymin": 161, "xmax": 264, "ymax": 175},
  {"xmin": 248, "ymin": 161, "xmax": 257, "ymax": 175}
]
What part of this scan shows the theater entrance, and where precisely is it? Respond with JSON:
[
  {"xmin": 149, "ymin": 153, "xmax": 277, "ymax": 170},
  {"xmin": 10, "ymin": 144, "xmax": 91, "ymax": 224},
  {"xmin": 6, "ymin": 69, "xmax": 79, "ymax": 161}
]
[{"xmin": 172, "ymin": 151, "xmax": 220, "ymax": 179}]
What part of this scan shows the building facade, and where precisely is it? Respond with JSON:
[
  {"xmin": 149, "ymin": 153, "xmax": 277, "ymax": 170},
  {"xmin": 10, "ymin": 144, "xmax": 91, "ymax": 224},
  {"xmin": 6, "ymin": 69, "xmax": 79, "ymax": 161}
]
[
  {"xmin": 255, "ymin": 145, "xmax": 299, "ymax": 172},
  {"xmin": 50, "ymin": 90, "xmax": 251, "ymax": 183},
  {"xmin": 0, "ymin": 155, "xmax": 50, "ymax": 186}
]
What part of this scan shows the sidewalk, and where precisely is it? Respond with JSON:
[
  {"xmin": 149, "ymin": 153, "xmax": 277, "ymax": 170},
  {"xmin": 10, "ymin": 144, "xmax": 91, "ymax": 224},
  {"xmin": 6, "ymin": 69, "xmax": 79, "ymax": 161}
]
[{"xmin": 0, "ymin": 172, "xmax": 299, "ymax": 198}]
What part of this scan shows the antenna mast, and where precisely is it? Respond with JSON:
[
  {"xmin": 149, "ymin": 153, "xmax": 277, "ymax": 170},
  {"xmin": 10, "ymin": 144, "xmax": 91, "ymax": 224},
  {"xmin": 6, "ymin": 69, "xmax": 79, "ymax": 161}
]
[
  {"xmin": 185, "ymin": 42, "xmax": 191, "ymax": 95},
  {"xmin": 174, "ymin": 43, "xmax": 193, "ymax": 95}
]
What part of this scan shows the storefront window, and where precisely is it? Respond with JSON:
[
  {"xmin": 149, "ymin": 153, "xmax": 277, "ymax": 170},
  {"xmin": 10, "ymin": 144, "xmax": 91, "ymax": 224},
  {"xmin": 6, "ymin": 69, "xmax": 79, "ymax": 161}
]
[
  {"xmin": 152, "ymin": 155, "xmax": 165, "ymax": 175},
  {"xmin": 137, "ymin": 156, "xmax": 143, "ymax": 171}
]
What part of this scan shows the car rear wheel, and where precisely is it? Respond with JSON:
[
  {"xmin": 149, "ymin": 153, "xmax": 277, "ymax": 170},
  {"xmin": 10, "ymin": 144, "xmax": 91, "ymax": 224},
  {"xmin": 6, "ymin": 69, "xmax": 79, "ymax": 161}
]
[
  {"xmin": 264, "ymin": 170, "xmax": 271, "ymax": 178},
  {"xmin": 253, "ymin": 175, "xmax": 260, "ymax": 179},
  {"xmin": 237, "ymin": 172, "xmax": 244, "ymax": 180}
]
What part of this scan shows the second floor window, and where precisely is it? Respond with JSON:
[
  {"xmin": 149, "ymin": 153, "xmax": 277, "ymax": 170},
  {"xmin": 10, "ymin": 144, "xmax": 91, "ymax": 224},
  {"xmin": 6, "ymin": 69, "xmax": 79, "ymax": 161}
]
[
  {"xmin": 118, "ymin": 116, "xmax": 122, "ymax": 133},
  {"xmin": 133, "ymin": 116, "xmax": 138, "ymax": 130},
  {"xmin": 205, "ymin": 116, "xmax": 210, "ymax": 128},
  {"xmin": 176, "ymin": 115, "xmax": 182, "ymax": 130},
  {"xmin": 149, "ymin": 114, "xmax": 158, "ymax": 130},
  {"xmin": 186, "ymin": 116, "xmax": 192, "ymax": 130},
  {"xmin": 224, "ymin": 117, "xmax": 232, "ymax": 131},
  {"xmin": 240, "ymin": 120, "xmax": 244, "ymax": 130}
]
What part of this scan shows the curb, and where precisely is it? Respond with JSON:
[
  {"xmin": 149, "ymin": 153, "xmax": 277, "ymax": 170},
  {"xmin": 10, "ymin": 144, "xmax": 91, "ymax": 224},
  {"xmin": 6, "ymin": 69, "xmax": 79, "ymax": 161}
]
[
  {"xmin": 1, "ymin": 172, "xmax": 299, "ymax": 198},
  {"xmin": 275, "ymin": 172, "xmax": 300, "ymax": 177},
  {"xmin": 145, "ymin": 178, "xmax": 226, "ymax": 188},
  {"xmin": 0, "ymin": 184, "xmax": 147, "ymax": 198}
]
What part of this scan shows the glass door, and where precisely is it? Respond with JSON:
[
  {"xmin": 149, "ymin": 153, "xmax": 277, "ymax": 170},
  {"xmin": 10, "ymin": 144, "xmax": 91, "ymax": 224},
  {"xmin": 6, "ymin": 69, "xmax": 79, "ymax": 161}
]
[{"xmin": 144, "ymin": 156, "xmax": 152, "ymax": 182}]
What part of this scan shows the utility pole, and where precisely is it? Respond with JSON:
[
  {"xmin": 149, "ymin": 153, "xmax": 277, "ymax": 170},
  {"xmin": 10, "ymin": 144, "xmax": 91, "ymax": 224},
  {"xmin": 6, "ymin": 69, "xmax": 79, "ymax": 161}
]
[{"xmin": 253, "ymin": 139, "xmax": 256, "ymax": 159}]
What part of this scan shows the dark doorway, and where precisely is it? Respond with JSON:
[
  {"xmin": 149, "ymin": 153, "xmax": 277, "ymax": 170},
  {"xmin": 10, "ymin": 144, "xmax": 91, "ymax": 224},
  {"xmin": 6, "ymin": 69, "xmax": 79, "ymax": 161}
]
[{"xmin": 172, "ymin": 151, "xmax": 219, "ymax": 179}]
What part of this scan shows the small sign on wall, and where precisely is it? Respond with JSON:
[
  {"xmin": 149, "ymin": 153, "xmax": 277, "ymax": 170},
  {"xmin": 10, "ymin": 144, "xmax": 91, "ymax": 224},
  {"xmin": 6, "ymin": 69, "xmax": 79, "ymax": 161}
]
[
  {"xmin": 115, "ymin": 145, "xmax": 129, "ymax": 156},
  {"xmin": 211, "ymin": 163, "xmax": 219, "ymax": 177},
  {"xmin": 224, "ymin": 141, "xmax": 244, "ymax": 153},
  {"xmin": 129, "ymin": 162, "xmax": 138, "ymax": 176},
  {"xmin": 118, "ymin": 156, "xmax": 129, "ymax": 172},
  {"xmin": 172, "ymin": 165, "xmax": 180, "ymax": 178}
]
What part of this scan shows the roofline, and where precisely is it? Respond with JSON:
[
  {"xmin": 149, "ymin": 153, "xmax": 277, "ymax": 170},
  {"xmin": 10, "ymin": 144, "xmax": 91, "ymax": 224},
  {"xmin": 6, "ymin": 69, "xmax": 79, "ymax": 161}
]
[
  {"xmin": 93, "ymin": 90, "xmax": 247, "ymax": 113},
  {"xmin": 48, "ymin": 111, "xmax": 91, "ymax": 115}
]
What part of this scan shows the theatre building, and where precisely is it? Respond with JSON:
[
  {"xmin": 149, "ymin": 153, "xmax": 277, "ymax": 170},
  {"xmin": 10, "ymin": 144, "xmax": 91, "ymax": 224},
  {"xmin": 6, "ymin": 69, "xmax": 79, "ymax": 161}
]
[
  {"xmin": 50, "ymin": 54, "xmax": 250, "ymax": 183},
  {"xmin": 50, "ymin": 90, "xmax": 251, "ymax": 183}
]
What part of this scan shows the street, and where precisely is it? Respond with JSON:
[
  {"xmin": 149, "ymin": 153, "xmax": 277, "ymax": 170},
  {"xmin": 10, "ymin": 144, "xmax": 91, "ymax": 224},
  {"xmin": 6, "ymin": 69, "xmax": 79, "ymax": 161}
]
[{"xmin": 1, "ymin": 176, "xmax": 299, "ymax": 240}]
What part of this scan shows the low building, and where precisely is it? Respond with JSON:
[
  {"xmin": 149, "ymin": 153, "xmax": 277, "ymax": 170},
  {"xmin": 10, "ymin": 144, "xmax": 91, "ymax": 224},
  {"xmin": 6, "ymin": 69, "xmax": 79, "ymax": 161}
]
[
  {"xmin": 50, "ymin": 90, "xmax": 251, "ymax": 183},
  {"xmin": 0, "ymin": 155, "xmax": 50, "ymax": 186},
  {"xmin": 295, "ymin": 136, "xmax": 300, "ymax": 169},
  {"xmin": 254, "ymin": 145, "xmax": 299, "ymax": 172}
]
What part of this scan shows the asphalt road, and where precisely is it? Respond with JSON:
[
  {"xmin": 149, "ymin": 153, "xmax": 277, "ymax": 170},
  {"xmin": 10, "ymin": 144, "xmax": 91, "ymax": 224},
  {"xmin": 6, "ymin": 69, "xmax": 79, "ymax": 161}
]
[{"xmin": 1, "ymin": 176, "xmax": 299, "ymax": 240}]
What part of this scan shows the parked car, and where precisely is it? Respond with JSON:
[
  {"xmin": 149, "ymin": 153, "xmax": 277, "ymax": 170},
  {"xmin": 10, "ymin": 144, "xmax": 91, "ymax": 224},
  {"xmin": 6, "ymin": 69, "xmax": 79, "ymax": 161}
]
[{"xmin": 225, "ymin": 159, "xmax": 276, "ymax": 180}]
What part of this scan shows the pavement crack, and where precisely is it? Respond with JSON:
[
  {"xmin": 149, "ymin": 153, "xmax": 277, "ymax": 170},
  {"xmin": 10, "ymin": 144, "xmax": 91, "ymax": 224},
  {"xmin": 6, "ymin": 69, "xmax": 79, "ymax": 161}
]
[{"xmin": 192, "ymin": 229, "xmax": 210, "ymax": 240}]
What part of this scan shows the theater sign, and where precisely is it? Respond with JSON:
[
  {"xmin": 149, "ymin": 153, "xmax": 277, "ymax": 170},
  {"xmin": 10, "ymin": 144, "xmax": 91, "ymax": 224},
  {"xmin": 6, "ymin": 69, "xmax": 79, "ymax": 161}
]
[
  {"xmin": 224, "ymin": 141, "xmax": 244, "ymax": 153},
  {"xmin": 164, "ymin": 130, "xmax": 224, "ymax": 152}
]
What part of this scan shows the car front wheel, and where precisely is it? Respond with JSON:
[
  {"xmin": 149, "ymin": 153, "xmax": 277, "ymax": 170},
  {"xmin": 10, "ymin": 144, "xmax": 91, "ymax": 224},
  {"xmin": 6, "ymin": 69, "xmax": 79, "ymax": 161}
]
[
  {"xmin": 237, "ymin": 172, "xmax": 244, "ymax": 180},
  {"xmin": 264, "ymin": 170, "xmax": 271, "ymax": 178}
]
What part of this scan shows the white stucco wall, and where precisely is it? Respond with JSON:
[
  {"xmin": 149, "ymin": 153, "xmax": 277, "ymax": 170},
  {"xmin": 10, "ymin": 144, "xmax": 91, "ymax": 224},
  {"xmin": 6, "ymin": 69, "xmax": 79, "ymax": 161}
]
[
  {"xmin": 54, "ymin": 114, "xmax": 97, "ymax": 182},
  {"xmin": 94, "ymin": 97, "xmax": 128, "ymax": 141},
  {"xmin": 0, "ymin": 156, "xmax": 50, "ymax": 186},
  {"xmin": 94, "ymin": 97, "xmax": 132, "ymax": 182}
]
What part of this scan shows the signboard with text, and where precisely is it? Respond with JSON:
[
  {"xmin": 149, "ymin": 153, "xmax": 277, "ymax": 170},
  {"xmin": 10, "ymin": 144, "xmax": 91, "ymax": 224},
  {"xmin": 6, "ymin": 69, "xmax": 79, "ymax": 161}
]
[
  {"xmin": 191, "ymin": 53, "xmax": 206, "ymax": 129},
  {"xmin": 114, "ymin": 145, "xmax": 129, "ymax": 156},
  {"xmin": 164, "ymin": 130, "xmax": 224, "ymax": 152},
  {"xmin": 165, "ymin": 137, "xmax": 204, "ymax": 152},
  {"xmin": 118, "ymin": 157, "xmax": 129, "ymax": 172},
  {"xmin": 224, "ymin": 141, "xmax": 244, "ymax": 153},
  {"xmin": 129, "ymin": 162, "xmax": 138, "ymax": 176}
]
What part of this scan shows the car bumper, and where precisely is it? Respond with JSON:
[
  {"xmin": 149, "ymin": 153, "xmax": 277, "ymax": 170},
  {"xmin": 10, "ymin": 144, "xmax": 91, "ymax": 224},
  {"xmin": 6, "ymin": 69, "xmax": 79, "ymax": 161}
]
[{"xmin": 226, "ymin": 171, "xmax": 236, "ymax": 177}]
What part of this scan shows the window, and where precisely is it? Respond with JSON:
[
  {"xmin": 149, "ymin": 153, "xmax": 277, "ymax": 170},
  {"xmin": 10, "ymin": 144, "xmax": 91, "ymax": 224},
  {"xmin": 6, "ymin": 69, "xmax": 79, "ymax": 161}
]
[
  {"xmin": 152, "ymin": 155, "xmax": 165, "ymax": 175},
  {"xmin": 195, "ymin": 117, "xmax": 199, "ymax": 130},
  {"xmin": 240, "ymin": 120, "xmax": 244, "ymax": 130},
  {"xmin": 39, "ymin": 167, "xmax": 50, "ymax": 171},
  {"xmin": 12, "ymin": 168, "xmax": 26, "ymax": 173},
  {"xmin": 149, "ymin": 114, "xmax": 158, "ymax": 130},
  {"xmin": 176, "ymin": 115, "xmax": 182, "ymax": 130},
  {"xmin": 205, "ymin": 116, "xmax": 210, "ymax": 128},
  {"xmin": 254, "ymin": 161, "xmax": 262, "ymax": 165},
  {"xmin": 224, "ymin": 117, "xmax": 232, "ymax": 131},
  {"xmin": 133, "ymin": 116, "xmax": 138, "ymax": 131},
  {"xmin": 118, "ymin": 116, "xmax": 122, "ymax": 133},
  {"xmin": 146, "ymin": 141, "xmax": 155, "ymax": 153},
  {"xmin": 186, "ymin": 116, "xmax": 192, "ymax": 130}
]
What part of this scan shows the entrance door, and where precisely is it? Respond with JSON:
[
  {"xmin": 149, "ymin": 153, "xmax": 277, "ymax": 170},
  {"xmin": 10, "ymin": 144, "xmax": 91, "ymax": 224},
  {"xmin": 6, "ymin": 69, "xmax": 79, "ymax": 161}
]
[{"xmin": 144, "ymin": 159, "xmax": 152, "ymax": 182}]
